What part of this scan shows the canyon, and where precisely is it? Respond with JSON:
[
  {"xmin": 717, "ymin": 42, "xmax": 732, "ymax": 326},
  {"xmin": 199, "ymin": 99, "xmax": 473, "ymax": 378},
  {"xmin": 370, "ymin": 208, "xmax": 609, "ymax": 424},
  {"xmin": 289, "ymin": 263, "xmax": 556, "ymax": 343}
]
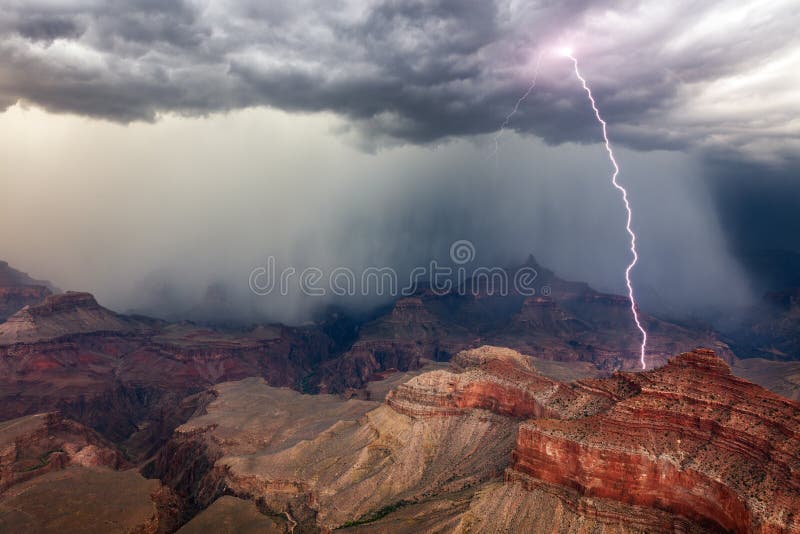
[
  {"xmin": 0, "ymin": 260, "xmax": 798, "ymax": 532},
  {"xmin": 147, "ymin": 346, "xmax": 800, "ymax": 532}
]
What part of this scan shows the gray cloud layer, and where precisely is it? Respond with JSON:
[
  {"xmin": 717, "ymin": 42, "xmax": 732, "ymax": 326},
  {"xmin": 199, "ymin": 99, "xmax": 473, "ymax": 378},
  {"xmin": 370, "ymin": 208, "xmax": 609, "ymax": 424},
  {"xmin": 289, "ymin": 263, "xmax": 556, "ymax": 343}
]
[{"xmin": 1, "ymin": 0, "xmax": 798, "ymax": 159}]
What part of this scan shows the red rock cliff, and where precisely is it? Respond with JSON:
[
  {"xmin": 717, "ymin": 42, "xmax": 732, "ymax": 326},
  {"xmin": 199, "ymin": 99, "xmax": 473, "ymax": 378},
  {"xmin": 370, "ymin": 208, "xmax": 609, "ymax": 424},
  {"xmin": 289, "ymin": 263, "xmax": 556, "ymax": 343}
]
[
  {"xmin": 387, "ymin": 346, "xmax": 621, "ymax": 419},
  {"xmin": 510, "ymin": 349, "xmax": 800, "ymax": 533}
]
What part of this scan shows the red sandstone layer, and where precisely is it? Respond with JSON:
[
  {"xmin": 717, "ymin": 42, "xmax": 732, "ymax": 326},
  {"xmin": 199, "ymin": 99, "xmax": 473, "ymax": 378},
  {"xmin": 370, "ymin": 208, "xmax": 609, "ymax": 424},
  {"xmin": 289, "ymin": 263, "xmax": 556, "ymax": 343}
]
[
  {"xmin": 510, "ymin": 349, "xmax": 800, "ymax": 533},
  {"xmin": 387, "ymin": 346, "xmax": 613, "ymax": 419}
]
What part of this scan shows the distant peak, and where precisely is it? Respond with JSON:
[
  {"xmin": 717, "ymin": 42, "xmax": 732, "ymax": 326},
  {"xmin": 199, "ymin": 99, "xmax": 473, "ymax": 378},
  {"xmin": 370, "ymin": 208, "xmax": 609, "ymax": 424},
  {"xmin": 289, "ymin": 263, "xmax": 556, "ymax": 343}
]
[
  {"xmin": 524, "ymin": 254, "xmax": 540, "ymax": 268},
  {"xmin": 0, "ymin": 291, "xmax": 136, "ymax": 346}
]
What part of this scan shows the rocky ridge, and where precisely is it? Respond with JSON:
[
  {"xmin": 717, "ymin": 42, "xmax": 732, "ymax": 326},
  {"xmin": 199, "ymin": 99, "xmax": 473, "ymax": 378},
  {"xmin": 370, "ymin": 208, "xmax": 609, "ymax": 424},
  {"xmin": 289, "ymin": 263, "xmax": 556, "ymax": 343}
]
[{"xmin": 0, "ymin": 292, "xmax": 143, "ymax": 345}]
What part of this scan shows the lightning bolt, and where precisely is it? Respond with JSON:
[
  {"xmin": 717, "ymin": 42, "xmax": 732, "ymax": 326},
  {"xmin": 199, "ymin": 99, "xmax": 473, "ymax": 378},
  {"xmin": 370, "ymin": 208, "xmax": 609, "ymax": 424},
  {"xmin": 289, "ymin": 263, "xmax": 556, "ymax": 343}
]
[
  {"xmin": 565, "ymin": 52, "xmax": 648, "ymax": 370},
  {"xmin": 489, "ymin": 51, "xmax": 543, "ymax": 164}
]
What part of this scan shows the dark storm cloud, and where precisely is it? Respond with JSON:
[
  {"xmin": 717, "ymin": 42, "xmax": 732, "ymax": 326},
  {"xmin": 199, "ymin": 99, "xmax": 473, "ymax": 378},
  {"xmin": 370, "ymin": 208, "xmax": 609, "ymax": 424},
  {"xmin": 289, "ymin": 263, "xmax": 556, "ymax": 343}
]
[
  {"xmin": 1, "ymin": 0, "xmax": 797, "ymax": 158},
  {"xmin": 709, "ymin": 159, "xmax": 800, "ymax": 252},
  {"xmin": 1, "ymin": 0, "xmax": 798, "ymax": 309},
  {"xmin": 15, "ymin": 17, "xmax": 84, "ymax": 42}
]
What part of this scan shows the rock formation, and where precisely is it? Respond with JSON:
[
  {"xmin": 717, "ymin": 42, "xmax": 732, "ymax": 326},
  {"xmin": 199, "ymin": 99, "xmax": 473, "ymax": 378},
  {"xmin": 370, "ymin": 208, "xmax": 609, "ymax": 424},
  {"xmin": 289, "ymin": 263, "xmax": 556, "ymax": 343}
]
[
  {"xmin": 0, "ymin": 260, "xmax": 55, "ymax": 321},
  {"xmin": 509, "ymin": 349, "xmax": 800, "ymax": 533},
  {"xmin": 313, "ymin": 259, "xmax": 736, "ymax": 392},
  {"xmin": 0, "ymin": 259, "xmax": 797, "ymax": 532},
  {"xmin": 0, "ymin": 292, "xmax": 143, "ymax": 345},
  {"xmin": 0, "ymin": 411, "xmax": 181, "ymax": 532},
  {"xmin": 0, "ymin": 412, "xmax": 126, "ymax": 493},
  {"xmin": 0, "ymin": 292, "xmax": 338, "ymax": 460},
  {"xmin": 148, "ymin": 346, "xmax": 800, "ymax": 532}
]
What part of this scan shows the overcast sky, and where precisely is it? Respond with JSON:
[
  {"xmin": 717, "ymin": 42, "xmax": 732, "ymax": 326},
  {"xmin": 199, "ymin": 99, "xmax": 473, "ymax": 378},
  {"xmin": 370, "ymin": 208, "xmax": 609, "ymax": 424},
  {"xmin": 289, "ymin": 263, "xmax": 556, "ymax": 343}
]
[{"xmin": 0, "ymin": 0, "xmax": 797, "ymax": 323}]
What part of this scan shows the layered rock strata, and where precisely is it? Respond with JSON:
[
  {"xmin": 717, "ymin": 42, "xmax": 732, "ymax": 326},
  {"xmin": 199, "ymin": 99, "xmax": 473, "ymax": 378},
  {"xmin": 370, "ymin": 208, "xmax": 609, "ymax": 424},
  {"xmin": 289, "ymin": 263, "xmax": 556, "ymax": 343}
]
[{"xmin": 509, "ymin": 349, "xmax": 800, "ymax": 533}]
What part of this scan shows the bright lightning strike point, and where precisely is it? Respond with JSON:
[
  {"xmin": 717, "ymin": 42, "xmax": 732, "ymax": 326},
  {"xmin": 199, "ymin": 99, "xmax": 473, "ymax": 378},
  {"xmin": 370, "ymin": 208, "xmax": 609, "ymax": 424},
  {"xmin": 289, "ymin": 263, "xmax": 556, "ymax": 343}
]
[{"xmin": 564, "ymin": 52, "xmax": 649, "ymax": 370}]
